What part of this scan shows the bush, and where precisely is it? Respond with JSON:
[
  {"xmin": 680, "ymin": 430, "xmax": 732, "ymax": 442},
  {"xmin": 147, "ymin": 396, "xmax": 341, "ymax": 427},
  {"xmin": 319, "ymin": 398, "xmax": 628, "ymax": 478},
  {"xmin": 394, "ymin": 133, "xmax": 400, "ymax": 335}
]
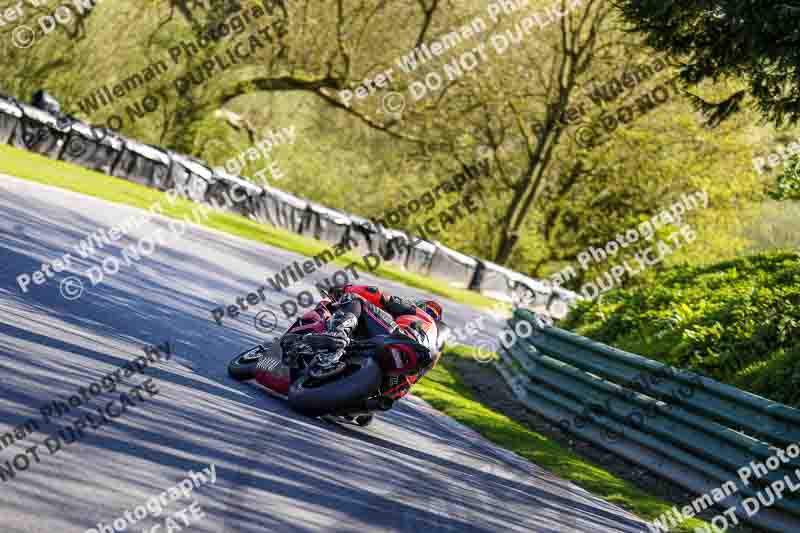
[
  {"xmin": 770, "ymin": 156, "xmax": 800, "ymax": 201},
  {"xmin": 563, "ymin": 251, "xmax": 800, "ymax": 406}
]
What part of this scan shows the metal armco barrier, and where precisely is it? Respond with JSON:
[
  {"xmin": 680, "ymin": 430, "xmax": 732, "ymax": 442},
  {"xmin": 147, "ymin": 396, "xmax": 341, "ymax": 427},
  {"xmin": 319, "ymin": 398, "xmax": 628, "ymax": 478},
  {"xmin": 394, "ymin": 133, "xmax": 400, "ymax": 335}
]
[
  {"xmin": 0, "ymin": 96, "xmax": 22, "ymax": 145},
  {"xmin": 61, "ymin": 122, "xmax": 125, "ymax": 174},
  {"xmin": 169, "ymin": 152, "xmax": 213, "ymax": 203},
  {"xmin": 304, "ymin": 202, "xmax": 352, "ymax": 245},
  {"xmin": 405, "ymin": 238, "xmax": 437, "ymax": 275},
  {"xmin": 428, "ymin": 244, "xmax": 478, "ymax": 290},
  {"xmin": 377, "ymin": 228, "xmax": 412, "ymax": 268},
  {"xmin": 259, "ymin": 184, "xmax": 308, "ymax": 233},
  {"xmin": 495, "ymin": 309, "xmax": 800, "ymax": 532},
  {"xmin": 12, "ymin": 103, "xmax": 68, "ymax": 158},
  {"xmin": 111, "ymin": 139, "xmax": 172, "ymax": 191},
  {"xmin": 0, "ymin": 90, "xmax": 578, "ymax": 312},
  {"xmin": 343, "ymin": 215, "xmax": 378, "ymax": 256},
  {"xmin": 208, "ymin": 170, "xmax": 263, "ymax": 218},
  {"xmin": 471, "ymin": 260, "xmax": 517, "ymax": 299}
]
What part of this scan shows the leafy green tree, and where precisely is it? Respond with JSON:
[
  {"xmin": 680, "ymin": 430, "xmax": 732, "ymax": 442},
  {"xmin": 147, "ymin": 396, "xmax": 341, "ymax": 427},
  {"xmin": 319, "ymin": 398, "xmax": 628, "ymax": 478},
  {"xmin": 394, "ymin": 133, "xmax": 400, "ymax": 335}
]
[
  {"xmin": 771, "ymin": 156, "xmax": 800, "ymax": 201},
  {"xmin": 614, "ymin": 1, "xmax": 800, "ymax": 128},
  {"xmin": 0, "ymin": 0, "xmax": 787, "ymax": 278}
]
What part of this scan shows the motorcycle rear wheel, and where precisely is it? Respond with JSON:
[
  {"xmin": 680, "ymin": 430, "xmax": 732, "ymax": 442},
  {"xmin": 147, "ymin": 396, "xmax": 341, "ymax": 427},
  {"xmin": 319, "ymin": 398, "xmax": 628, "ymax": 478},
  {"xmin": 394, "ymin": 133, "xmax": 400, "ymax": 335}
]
[{"xmin": 288, "ymin": 357, "xmax": 383, "ymax": 417}]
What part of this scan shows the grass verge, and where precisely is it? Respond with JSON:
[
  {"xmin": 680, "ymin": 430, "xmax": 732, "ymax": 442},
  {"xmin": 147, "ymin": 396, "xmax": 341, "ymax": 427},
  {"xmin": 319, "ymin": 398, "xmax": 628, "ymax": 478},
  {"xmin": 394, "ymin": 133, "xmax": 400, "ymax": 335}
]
[
  {"xmin": 0, "ymin": 144, "xmax": 498, "ymax": 310},
  {"xmin": 412, "ymin": 345, "xmax": 710, "ymax": 532}
]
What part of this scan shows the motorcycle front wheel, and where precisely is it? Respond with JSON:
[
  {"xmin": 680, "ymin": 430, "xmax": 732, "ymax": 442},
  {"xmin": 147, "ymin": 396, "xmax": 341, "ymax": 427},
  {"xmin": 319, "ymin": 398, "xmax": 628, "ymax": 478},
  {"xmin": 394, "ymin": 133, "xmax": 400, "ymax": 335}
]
[{"xmin": 288, "ymin": 356, "xmax": 383, "ymax": 417}]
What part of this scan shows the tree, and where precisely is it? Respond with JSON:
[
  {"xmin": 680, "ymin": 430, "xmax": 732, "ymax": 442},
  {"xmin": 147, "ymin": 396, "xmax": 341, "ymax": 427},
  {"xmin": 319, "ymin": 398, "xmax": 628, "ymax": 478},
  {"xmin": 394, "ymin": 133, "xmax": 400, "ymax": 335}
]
[
  {"xmin": 473, "ymin": 0, "xmax": 620, "ymax": 264},
  {"xmin": 0, "ymin": 0, "xmax": 771, "ymax": 276},
  {"xmin": 613, "ymin": 0, "xmax": 800, "ymax": 128},
  {"xmin": 771, "ymin": 157, "xmax": 800, "ymax": 201}
]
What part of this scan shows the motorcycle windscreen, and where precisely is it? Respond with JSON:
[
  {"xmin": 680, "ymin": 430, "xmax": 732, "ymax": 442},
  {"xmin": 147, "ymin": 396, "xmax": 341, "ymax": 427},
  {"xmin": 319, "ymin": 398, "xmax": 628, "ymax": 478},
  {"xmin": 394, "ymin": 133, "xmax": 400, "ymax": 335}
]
[{"xmin": 254, "ymin": 342, "xmax": 291, "ymax": 397}]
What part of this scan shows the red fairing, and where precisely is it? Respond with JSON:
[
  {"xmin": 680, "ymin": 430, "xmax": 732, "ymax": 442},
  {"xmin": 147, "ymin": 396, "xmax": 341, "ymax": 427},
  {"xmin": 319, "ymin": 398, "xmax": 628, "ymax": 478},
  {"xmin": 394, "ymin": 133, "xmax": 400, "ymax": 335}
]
[
  {"xmin": 396, "ymin": 313, "xmax": 436, "ymax": 344},
  {"xmin": 255, "ymin": 370, "xmax": 291, "ymax": 396},
  {"xmin": 378, "ymin": 343, "xmax": 419, "ymax": 376},
  {"xmin": 255, "ymin": 289, "xmax": 439, "ymax": 399},
  {"xmin": 383, "ymin": 374, "xmax": 418, "ymax": 400},
  {"xmin": 346, "ymin": 285, "xmax": 437, "ymax": 342},
  {"xmin": 254, "ymin": 300, "xmax": 333, "ymax": 397},
  {"xmin": 344, "ymin": 285, "xmax": 384, "ymax": 306},
  {"xmin": 288, "ymin": 300, "xmax": 332, "ymax": 333}
]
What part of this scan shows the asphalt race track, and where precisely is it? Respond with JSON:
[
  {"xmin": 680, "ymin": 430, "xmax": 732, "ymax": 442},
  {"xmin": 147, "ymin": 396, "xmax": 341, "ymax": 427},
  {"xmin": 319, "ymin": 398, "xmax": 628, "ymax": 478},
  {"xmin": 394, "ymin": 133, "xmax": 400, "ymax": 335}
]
[{"xmin": 0, "ymin": 175, "xmax": 647, "ymax": 532}]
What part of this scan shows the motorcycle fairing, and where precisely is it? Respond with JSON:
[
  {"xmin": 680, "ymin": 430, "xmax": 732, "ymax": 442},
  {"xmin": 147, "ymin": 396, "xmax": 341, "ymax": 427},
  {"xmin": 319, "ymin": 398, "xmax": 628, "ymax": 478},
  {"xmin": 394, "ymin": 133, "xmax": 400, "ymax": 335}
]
[
  {"xmin": 254, "ymin": 341, "xmax": 292, "ymax": 397},
  {"xmin": 254, "ymin": 303, "xmax": 333, "ymax": 397}
]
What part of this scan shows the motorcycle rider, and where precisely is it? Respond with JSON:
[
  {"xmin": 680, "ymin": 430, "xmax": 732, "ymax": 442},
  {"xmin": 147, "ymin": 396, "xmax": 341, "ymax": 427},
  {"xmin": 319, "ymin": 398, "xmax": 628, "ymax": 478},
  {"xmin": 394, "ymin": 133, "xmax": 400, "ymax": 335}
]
[{"xmin": 283, "ymin": 285, "xmax": 443, "ymax": 421}]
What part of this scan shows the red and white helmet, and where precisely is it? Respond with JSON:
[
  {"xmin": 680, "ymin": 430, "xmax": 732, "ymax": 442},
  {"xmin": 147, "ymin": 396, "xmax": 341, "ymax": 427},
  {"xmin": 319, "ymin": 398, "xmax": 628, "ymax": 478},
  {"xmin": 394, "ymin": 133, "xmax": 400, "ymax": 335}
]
[{"xmin": 414, "ymin": 299, "xmax": 442, "ymax": 321}]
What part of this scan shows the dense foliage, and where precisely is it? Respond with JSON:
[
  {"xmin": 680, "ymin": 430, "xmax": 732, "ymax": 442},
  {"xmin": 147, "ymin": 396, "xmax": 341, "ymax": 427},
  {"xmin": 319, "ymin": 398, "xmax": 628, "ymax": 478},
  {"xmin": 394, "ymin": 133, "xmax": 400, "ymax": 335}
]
[
  {"xmin": 771, "ymin": 156, "xmax": 800, "ymax": 201},
  {"xmin": 615, "ymin": 0, "xmax": 800, "ymax": 128},
  {"xmin": 0, "ymin": 0, "xmax": 795, "ymax": 278},
  {"xmin": 0, "ymin": 2, "xmax": 798, "ymax": 402},
  {"xmin": 563, "ymin": 252, "xmax": 800, "ymax": 407}
]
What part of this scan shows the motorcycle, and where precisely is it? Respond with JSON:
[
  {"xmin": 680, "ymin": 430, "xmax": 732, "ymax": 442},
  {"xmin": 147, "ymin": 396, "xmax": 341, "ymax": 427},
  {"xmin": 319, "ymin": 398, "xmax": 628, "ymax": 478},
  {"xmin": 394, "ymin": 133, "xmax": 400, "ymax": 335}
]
[{"xmin": 227, "ymin": 291, "xmax": 451, "ymax": 426}]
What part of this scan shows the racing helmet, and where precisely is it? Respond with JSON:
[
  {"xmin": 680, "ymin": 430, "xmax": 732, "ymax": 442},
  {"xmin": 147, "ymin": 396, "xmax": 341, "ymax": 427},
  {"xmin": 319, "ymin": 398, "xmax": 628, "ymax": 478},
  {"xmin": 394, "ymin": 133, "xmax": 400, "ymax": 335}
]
[{"xmin": 414, "ymin": 299, "xmax": 443, "ymax": 321}]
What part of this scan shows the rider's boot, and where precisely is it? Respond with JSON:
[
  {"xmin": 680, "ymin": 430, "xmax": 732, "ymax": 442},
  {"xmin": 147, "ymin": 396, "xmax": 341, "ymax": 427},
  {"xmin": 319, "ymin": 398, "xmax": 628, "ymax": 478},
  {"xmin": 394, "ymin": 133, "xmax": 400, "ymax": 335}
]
[
  {"xmin": 313, "ymin": 310, "xmax": 358, "ymax": 370},
  {"xmin": 329, "ymin": 309, "xmax": 358, "ymax": 341}
]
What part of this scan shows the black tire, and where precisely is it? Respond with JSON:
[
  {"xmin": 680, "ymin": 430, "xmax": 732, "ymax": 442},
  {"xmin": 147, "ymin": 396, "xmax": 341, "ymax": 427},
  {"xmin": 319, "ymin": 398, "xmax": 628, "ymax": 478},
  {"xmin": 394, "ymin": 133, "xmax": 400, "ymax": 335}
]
[
  {"xmin": 228, "ymin": 345, "xmax": 266, "ymax": 381},
  {"xmin": 288, "ymin": 357, "xmax": 383, "ymax": 417},
  {"xmin": 355, "ymin": 415, "xmax": 374, "ymax": 427}
]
